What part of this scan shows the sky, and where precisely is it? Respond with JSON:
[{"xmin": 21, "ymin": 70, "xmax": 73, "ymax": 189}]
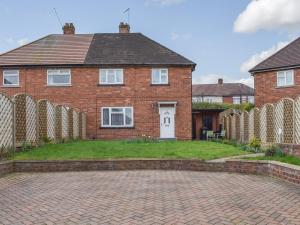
[{"xmin": 0, "ymin": 0, "xmax": 300, "ymax": 87}]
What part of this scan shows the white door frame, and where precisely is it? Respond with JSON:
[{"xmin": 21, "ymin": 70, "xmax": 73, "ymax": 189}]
[{"xmin": 159, "ymin": 107, "xmax": 176, "ymax": 139}]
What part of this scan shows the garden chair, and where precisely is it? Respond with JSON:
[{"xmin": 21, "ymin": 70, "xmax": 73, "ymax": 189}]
[
  {"xmin": 216, "ymin": 130, "xmax": 226, "ymax": 139},
  {"xmin": 206, "ymin": 130, "xmax": 214, "ymax": 141}
]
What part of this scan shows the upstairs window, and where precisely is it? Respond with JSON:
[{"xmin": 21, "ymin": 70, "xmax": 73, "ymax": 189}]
[
  {"xmin": 277, "ymin": 70, "xmax": 294, "ymax": 87},
  {"xmin": 232, "ymin": 96, "xmax": 241, "ymax": 104},
  {"xmin": 152, "ymin": 68, "xmax": 168, "ymax": 84},
  {"xmin": 3, "ymin": 70, "xmax": 19, "ymax": 86},
  {"xmin": 47, "ymin": 69, "xmax": 71, "ymax": 86},
  {"xmin": 100, "ymin": 69, "xmax": 123, "ymax": 85},
  {"xmin": 101, "ymin": 107, "xmax": 133, "ymax": 127}
]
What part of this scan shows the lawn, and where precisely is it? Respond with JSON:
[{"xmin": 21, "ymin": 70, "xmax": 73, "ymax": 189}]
[
  {"xmin": 9, "ymin": 140, "xmax": 247, "ymax": 161},
  {"xmin": 246, "ymin": 155, "xmax": 300, "ymax": 166}
]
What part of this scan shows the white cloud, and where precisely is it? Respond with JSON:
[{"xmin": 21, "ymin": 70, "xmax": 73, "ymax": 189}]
[
  {"xmin": 3, "ymin": 38, "xmax": 29, "ymax": 46},
  {"xmin": 171, "ymin": 32, "xmax": 192, "ymax": 41},
  {"xmin": 234, "ymin": 0, "xmax": 300, "ymax": 33},
  {"xmin": 17, "ymin": 38, "xmax": 29, "ymax": 46},
  {"xmin": 146, "ymin": 0, "xmax": 186, "ymax": 6},
  {"xmin": 192, "ymin": 74, "xmax": 254, "ymax": 88},
  {"xmin": 240, "ymin": 41, "xmax": 289, "ymax": 73}
]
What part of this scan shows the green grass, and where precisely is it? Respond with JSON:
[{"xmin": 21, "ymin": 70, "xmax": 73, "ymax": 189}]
[
  {"xmin": 9, "ymin": 140, "xmax": 247, "ymax": 161},
  {"xmin": 245, "ymin": 155, "xmax": 300, "ymax": 166}
]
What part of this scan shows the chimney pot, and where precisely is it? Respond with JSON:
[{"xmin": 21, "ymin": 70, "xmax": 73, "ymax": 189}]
[
  {"xmin": 119, "ymin": 22, "xmax": 130, "ymax": 33},
  {"xmin": 218, "ymin": 78, "xmax": 223, "ymax": 84},
  {"xmin": 63, "ymin": 23, "xmax": 75, "ymax": 35}
]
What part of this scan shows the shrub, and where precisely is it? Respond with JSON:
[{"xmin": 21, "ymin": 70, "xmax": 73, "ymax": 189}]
[
  {"xmin": 248, "ymin": 137, "xmax": 261, "ymax": 153},
  {"xmin": 265, "ymin": 145, "xmax": 286, "ymax": 157}
]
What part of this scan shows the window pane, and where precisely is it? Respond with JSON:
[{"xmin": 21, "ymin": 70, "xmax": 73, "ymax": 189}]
[
  {"xmin": 286, "ymin": 72, "xmax": 293, "ymax": 85},
  {"xmin": 102, "ymin": 108, "xmax": 109, "ymax": 125},
  {"xmin": 100, "ymin": 71, "xmax": 107, "ymax": 83},
  {"xmin": 125, "ymin": 108, "xmax": 132, "ymax": 125},
  {"xmin": 277, "ymin": 76, "xmax": 285, "ymax": 86},
  {"xmin": 116, "ymin": 70, "xmax": 123, "ymax": 83},
  {"xmin": 152, "ymin": 69, "xmax": 160, "ymax": 83},
  {"xmin": 248, "ymin": 96, "xmax": 255, "ymax": 104},
  {"xmin": 233, "ymin": 96, "xmax": 240, "ymax": 104},
  {"xmin": 111, "ymin": 108, "xmax": 123, "ymax": 113},
  {"xmin": 111, "ymin": 113, "xmax": 124, "ymax": 125},
  {"xmin": 4, "ymin": 75, "xmax": 18, "ymax": 85},
  {"xmin": 161, "ymin": 74, "xmax": 168, "ymax": 84},
  {"xmin": 107, "ymin": 70, "xmax": 115, "ymax": 83},
  {"xmin": 48, "ymin": 75, "xmax": 70, "ymax": 84}
]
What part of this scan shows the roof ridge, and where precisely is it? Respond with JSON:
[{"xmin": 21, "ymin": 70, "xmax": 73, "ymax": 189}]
[
  {"xmin": 249, "ymin": 37, "xmax": 300, "ymax": 73},
  {"xmin": 0, "ymin": 34, "xmax": 52, "ymax": 56}
]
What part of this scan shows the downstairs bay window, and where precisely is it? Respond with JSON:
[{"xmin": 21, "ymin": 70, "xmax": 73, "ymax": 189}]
[{"xmin": 101, "ymin": 107, "xmax": 133, "ymax": 127}]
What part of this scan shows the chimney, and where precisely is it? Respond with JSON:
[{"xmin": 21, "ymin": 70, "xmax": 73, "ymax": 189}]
[
  {"xmin": 119, "ymin": 22, "xmax": 130, "ymax": 33},
  {"xmin": 218, "ymin": 78, "xmax": 223, "ymax": 85},
  {"xmin": 63, "ymin": 23, "xmax": 75, "ymax": 35}
]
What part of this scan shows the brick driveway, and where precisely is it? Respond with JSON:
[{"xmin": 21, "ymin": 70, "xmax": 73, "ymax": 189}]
[{"xmin": 0, "ymin": 171, "xmax": 300, "ymax": 225}]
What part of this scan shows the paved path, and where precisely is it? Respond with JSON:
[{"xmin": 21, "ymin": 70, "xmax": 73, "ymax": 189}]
[{"xmin": 0, "ymin": 171, "xmax": 300, "ymax": 225}]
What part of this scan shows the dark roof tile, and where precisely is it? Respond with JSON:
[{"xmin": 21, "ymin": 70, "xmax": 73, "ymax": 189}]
[
  {"xmin": 250, "ymin": 37, "xmax": 300, "ymax": 73},
  {"xmin": 192, "ymin": 83, "xmax": 254, "ymax": 96}
]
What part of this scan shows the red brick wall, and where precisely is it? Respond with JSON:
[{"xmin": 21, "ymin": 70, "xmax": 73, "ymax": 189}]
[
  {"xmin": 223, "ymin": 96, "xmax": 233, "ymax": 104},
  {"xmin": 0, "ymin": 66, "xmax": 192, "ymax": 140},
  {"xmin": 254, "ymin": 68, "xmax": 300, "ymax": 107}
]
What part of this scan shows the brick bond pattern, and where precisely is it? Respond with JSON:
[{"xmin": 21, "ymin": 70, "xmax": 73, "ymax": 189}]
[{"xmin": 0, "ymin": 170, "xmax": 299, "ymax": 225}]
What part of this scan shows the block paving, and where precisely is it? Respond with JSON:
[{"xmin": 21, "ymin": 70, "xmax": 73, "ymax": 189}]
[{"xmin": 0, "ymin": 171, "xmax": 300, "ymax": 225}]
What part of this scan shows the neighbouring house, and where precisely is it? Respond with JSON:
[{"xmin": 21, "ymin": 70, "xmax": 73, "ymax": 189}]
[
  {"xmin": 192, "ymin": 79, "xmax": 254, "ymax": 140},
  {"xmin": 0, "ymin": 22, "xmax": 196, "ymax": 140},
  {"xmin": 250, "ymin": 37, "xmax": 300, "ymax": 107}
]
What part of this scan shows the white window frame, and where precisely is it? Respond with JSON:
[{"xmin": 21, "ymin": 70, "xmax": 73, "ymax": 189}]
[
  {"xmin": 3, "ymin": 70, "xmax": 19, "ymax": 86},
  {"xmin": 101, "ymin": 107, "xmax": 134, "ymax": 128},
  {"xmin": 47, "ymin": 69, "xmax": 71, "ymax": 86},
  {"xmin": 99, "ymin": 69, "xmax": 124, "ymax": 85},
  {"xmin": 232, "ymin": 96, "xmax": 241, "ymax": 105},
  {"xmin": 277, "ymin": 70, "xmax": 294, "ymax": 87},
  {"xmin": 151, "ymin": 68, "xmax": 168, "ymax": 85}
]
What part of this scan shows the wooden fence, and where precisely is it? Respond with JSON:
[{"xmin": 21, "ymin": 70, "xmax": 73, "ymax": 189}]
[
  {"xmin": 0, "ymin": 93, "xmax": 87, "ymax": 153},
  {"xmin": 220, "ymin": 97, "xmax": 300, "ymax": 146}
]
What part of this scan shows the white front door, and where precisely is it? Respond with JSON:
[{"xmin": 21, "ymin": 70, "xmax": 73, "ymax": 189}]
[{"xmin": 159, "ymin": 107, "xmax": 175, "ymax": 139}]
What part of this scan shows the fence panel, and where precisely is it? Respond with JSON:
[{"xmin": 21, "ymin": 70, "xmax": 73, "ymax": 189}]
[
  {"xmin": 73, "ymin": 110, "xmax": 79, "ymax": 139},
  {"xmin": 260, "ymin": 103, "xmax": 274, "ymax": 144},
  {"xmin": 235, "ymin": 114, "xmax": 240, "ymax": 142},
  {"xmin": 230, "ymin": 115, "xmax": 236, "ymax": 140},
  {"xmin": 0, "ymin": 93, "xmax": 14, "ymax": 152},
  {"xmin": 240, "ymin": 111, "xmax": 249, "ymax": 143},
  {"xmin": 274, "ymin": 98, "xmax": 294, "ymax": 144},
  {"xmin": 225, "ymin": 116, "xmax": 231, "ymax": 139},
  {"xmin": 248, "ymin": 108, "xmax": 260, "ymax": 142},
  {"xmin": 294, "ymin": 96, "xmax": 300, "ymax": 144},
  {"xmin": 79, "ymin": 112, "xmax": 87, "ymax": 139},
  {"xmin": 55, "ymin": 105, "xmax": 69, "ymax": 141},
  {"xmin": 13, "ymin": 94, "xmax": 38, "ymax": 146},
  {"xmin": 38, "ymin": 100, "xmax": 56, "ymax": 142}
]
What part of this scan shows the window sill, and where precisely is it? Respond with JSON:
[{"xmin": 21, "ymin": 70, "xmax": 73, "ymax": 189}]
[
  {"xmin": 100, "ymin": 126, "xmax": 135, "ymax": 129},
  {"xmin": 1, "ymin": 85, "xmax": 21, "ymax": 88},
  {"xmin": 276, "ymin": 85, "xmax": 295, "ymax": 89},
  {"xmin": 46, "ymin": 84, "xmax": 72, "ymax": 87},
  {"xmin": 97, "ymin": 84, "xmax": 125, "ymax": 86},
  {"xmin": 150, "ymin": 83, "xmax": 170, "ymax": 86}
]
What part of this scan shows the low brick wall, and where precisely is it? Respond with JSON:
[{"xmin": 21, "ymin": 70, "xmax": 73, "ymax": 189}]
[
  {"xmin": 0, "ymin": 159, "xmax": 299, "ymax": 185},
  {"xmin": 0, "ymin": 161, "xmax": 14, "ymax": 177},
  {"xmin": 280, "ymin": 144, "xmax": 300, "ymax": 158}
]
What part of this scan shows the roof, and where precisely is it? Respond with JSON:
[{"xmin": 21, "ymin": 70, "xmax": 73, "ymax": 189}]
[
  {"xmin": 250, "ymin": 37, "xmax": 300, "ymax": 73},
  {"xmin": 0, "ymin": 33, "xmax": 195, "ymax": 68},
  {"xmin": 192, "ymin": 83, "xmax": 254, "ymax": 97}
]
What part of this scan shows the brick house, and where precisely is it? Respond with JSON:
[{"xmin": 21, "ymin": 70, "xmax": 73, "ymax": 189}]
[
  {"xmin": 0, "ymin": 23, "xmax": 196, "ymax": 140},
  {"xmin": 250, "ymin": 37, "xmax": 300, "ymax": 107},
  {"xmin": 192, "ymin": 79, "xmax": 254, "ymax": 139}
]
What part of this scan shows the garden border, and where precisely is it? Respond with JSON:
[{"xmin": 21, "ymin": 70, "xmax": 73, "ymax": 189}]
[{"xmin": 0, "ymin": 159, "xmax": 299, "ymax": 185}]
